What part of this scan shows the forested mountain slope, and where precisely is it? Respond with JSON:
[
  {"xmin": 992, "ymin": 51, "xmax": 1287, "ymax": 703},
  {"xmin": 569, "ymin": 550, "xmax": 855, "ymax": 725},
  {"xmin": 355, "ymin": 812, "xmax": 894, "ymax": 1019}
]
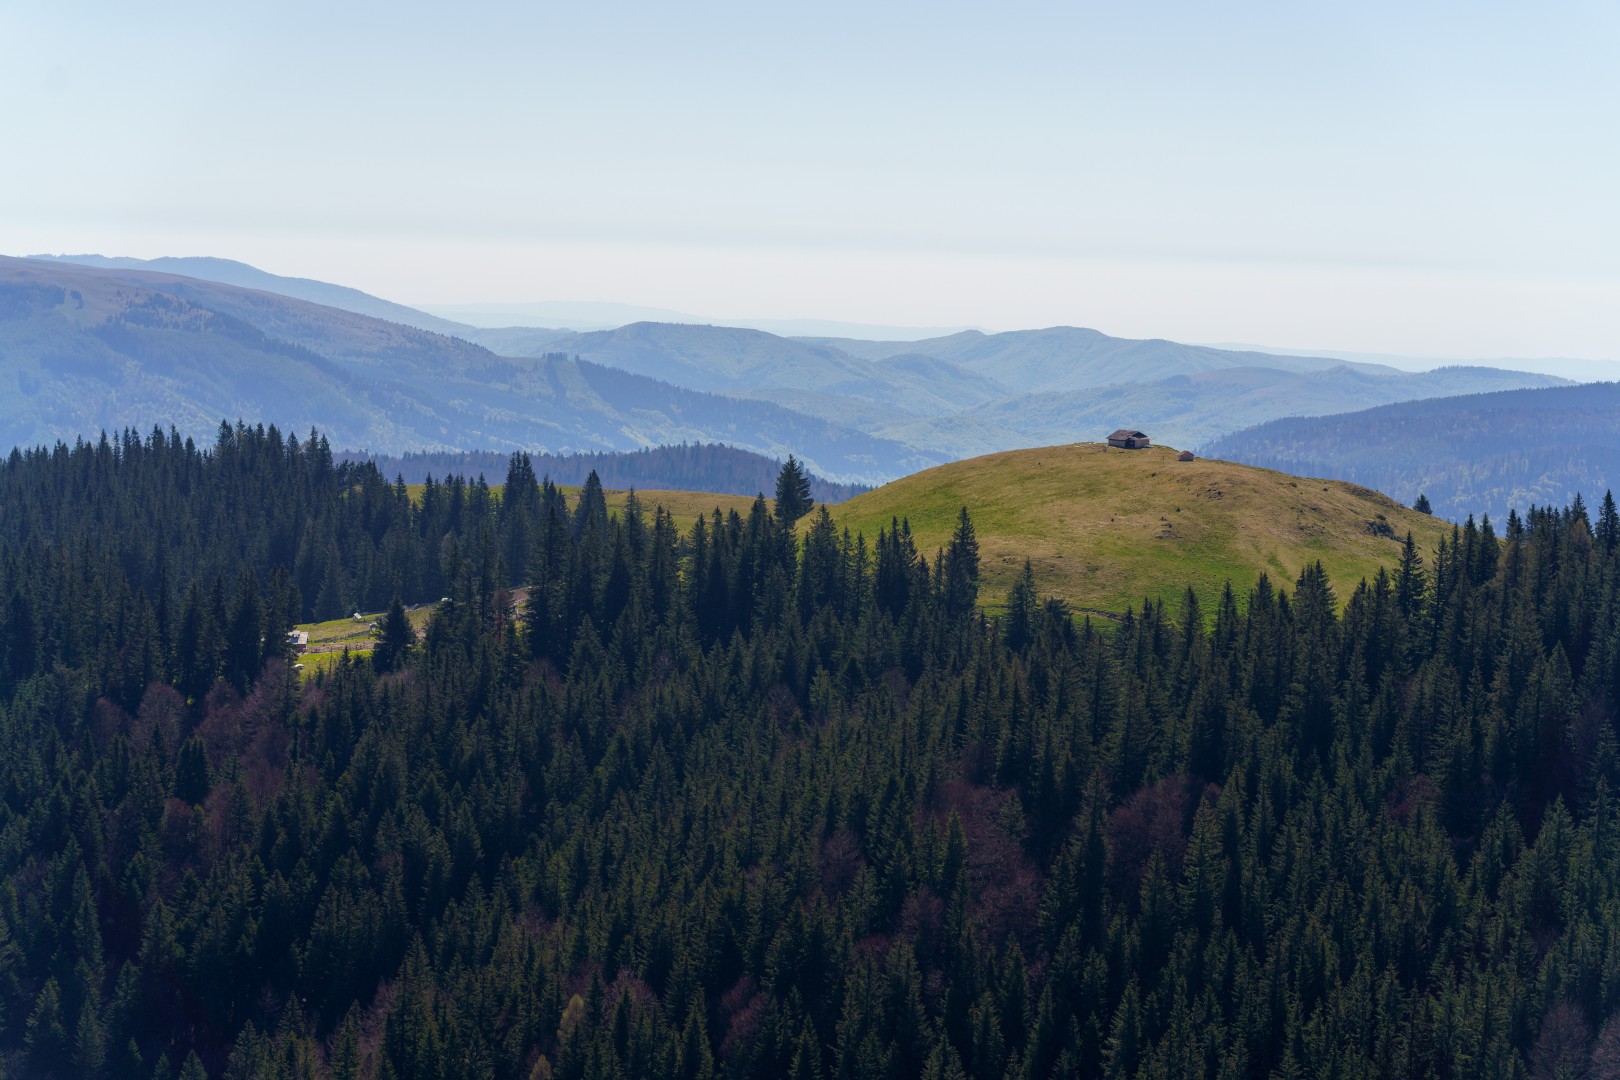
[
  {"xmin": 2, "ymin": 424, "xmax": 1619, "ymax": 1078},
  {"xmin": 1204, "ymin": 381, "xmax": 1620, "ymax": 521},
  {"xmin": 28, "ymin": 253, "xmax": 471, "ymax": 336},
  {"xmin": 0, "ymin": 258, "xmax": 930, "ymax": 482}
]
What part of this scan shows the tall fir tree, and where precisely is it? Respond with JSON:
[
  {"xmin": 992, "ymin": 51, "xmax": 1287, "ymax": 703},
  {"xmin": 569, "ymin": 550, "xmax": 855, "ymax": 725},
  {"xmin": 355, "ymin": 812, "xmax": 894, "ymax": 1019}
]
[{"xmin": 775, "ymin": 455, "xmax": 815, "ymax": 525}]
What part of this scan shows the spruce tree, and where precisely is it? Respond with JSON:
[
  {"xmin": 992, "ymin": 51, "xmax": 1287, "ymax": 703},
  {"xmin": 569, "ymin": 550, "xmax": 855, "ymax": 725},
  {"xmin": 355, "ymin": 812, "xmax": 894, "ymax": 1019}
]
[
  {"xmin": 774, "ymin": 455, "xmax": 814, "ymax": 525},
  {"xmin": 172, "ymin": 737, "xmax": 211, "ymax": 805},
  {"xmin": 373, "ymin": 596, "xmax": 416, "ymax": 674},
  {"xmin": 942, "ymin": 507, "xmax": 980, "ymax": 617},
  {"xmin": 1004, "ymin": 560, "xmax": 1038, "ymax": 651},
  {"xmin": 1599, "ymin": 491, "xmax": 1619, "ymax": 553},
  {"xmin": 572, "ymin": 470, "xmax": 609, "ymax": 539},
  {"xmin": 1414, "ymin": 492, "xmax": 1433, "ymax": 514},
  {"xmin": 177, "ymin": 1051, "xmax": 207, "ymax": 1080}
]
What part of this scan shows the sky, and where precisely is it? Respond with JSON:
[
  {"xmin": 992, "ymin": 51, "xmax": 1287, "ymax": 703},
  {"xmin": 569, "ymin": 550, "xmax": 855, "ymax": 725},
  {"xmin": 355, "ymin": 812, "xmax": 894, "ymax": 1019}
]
[{"xmin": 3, "ymin": 0, "xmax": 1618, "ymax": 360}]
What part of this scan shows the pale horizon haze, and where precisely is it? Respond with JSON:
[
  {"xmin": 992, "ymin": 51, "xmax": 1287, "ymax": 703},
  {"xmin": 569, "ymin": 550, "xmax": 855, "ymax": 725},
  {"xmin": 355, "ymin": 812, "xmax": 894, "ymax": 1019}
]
[{"xmin": 3, "ymin": 0, "xmax": 1618, "ymax": 362}]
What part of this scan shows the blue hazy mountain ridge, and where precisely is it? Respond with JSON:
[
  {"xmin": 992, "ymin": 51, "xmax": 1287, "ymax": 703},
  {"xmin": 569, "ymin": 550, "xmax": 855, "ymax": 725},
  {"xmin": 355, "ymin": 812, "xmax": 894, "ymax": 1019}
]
[
  {"xmin": 31, "ymin": 254, "xmax": 1568, "ymax": 415},
  {"xmin": 871, "ymin": 363, "xmax": 1572, "ymax": 457},
  {"xmin": 544, "ymin": 322, "xmax": 1567, "ymax": 433},
  {"xmin": 452, "ymin": 326, "xmax": 583, "ymax": 357},
  {"xmin": 0, "ymin": 257, "xmax": 934, "ymax": 482},
  {"xmin": 27, "ymin": 254, "xmax": 1571, "ymax": 440},
  {"xmin": 29, "ymin": 253, "xmax": 472, "ymax": 337},
  {"xmin": 472, "ymin": 321, "xmax": 1562, "ymax": 433},
  {"xmin": 799, "ymin": 326, "xmax": 1383, "ymax": 394},
  {"xmin": 522, "ymin": 322, "xmax": 1014, "ymax": 417},
  {"xmin": 1202, "ymin": 382, "xmax": 1620, "ymax": 522},
  {"xmin": 426, "ymin": 300, "xmax": 977, "ymax": 339},
  {"xmin": 1206, "ymin": 341, "xmax": 1620, "ymax": 383},
  {"xmin": 0, "ymin": 252, "xmax": 1574, "ymax": 486},
  {"xmin": 424, "ymin": 300, "xmax": 706, "ymax": 331},
  {"xmin": 484, "ymin": 321, "xmax": 1565, "ymax": 452},
  {"xmin": 19, "ymin": 259, "xmax": 1008, "ymax": 420}
]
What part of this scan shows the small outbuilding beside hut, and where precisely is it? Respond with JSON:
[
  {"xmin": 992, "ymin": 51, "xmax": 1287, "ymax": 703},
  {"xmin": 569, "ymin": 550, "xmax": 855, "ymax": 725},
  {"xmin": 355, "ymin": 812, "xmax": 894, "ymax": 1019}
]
[
  {"xmin": 1178, "ymin": 450, "xmax": 1196, "ymax": 462},
  {"xmin": 1107, "ymin": 429, "xmax": 1151, "ymax": 449}
]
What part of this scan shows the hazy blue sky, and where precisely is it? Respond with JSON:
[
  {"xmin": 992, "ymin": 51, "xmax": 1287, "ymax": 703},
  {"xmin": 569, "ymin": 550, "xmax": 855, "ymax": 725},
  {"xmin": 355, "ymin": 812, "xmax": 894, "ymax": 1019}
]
[{"xmin": 4, "ymin": 0, "xmax": 1618, "ymax": 358}]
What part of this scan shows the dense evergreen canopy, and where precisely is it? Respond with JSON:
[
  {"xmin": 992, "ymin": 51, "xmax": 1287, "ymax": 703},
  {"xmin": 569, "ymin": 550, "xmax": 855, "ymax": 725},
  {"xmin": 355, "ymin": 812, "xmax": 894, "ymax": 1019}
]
[{"xmin": 1, "ymin": 423, "xmax": 1619, "ymax": 1079}]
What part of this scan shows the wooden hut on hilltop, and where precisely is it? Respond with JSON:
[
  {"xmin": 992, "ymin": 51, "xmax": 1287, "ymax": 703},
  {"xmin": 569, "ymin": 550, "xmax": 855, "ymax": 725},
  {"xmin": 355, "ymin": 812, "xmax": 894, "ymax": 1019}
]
[{"xmin": 1107, "ymin": 429, "xmax": 1151, "ymax": 449}]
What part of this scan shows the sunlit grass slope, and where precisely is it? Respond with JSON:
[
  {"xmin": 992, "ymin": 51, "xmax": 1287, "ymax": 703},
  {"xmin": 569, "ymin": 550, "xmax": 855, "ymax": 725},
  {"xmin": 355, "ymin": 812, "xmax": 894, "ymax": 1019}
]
[
  {"xmin": 603, "ymin": 489, "xmax": 764, "ymax": 523},
  {"xmin": 401, "ymin": 483, "xmax": 762, "ymax": 522},
  {"xmin": 829, "ymin": 442, "xmax": 1451, "ymax": 616},
  {"xmin": 292, "ymin": 606, "xmax": 437, "ymax": 677}
]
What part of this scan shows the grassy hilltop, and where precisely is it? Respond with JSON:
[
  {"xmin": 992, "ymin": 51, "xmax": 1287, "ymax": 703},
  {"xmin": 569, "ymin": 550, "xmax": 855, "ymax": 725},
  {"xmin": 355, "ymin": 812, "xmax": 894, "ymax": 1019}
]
[
  {"xmin": 301, "ymin": 440, "xmax": 1445, "ymax": 660},
  {"xmin": 373, "ymin": 444, "xmax": 1451, "ymax": 631},
  {"xmin": 828, "ymin": 442, "xmax": 1451, "ymax": 616}
]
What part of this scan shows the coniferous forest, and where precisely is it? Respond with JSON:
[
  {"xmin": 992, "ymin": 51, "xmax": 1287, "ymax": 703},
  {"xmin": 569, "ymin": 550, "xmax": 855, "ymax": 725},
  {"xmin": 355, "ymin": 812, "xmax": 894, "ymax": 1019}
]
[
  {"xmin": 342, "ymin": 444, "xmax": 868, "ymax": 506},
  {"xmin": 7, "ymin": 422, "xmax": 1620, "ymax": 1079}
]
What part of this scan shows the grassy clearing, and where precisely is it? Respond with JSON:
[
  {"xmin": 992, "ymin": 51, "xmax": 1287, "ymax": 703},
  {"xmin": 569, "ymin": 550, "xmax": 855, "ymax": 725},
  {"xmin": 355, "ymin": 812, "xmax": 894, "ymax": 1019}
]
[
  {"xmin": 828, "ymin": 442, "xmax": 1450, "ymax": 618},
  {"xmin": 292, "ymin": 605, "xmax": 435, "ymax": 678},
  {"xmin": 400, "ymin": 482, "xmax": 763, "ymax": 523},
  {"xmin": 297, "ymin": 613, "xmax": 382, "ymax": 651},
  {"xmin": 295, "ymin": 649, "xmax": 370, "ymax": 679},
  {"xmin": 605, "ymin": 489, "xmax": 764, "ymax": 524},
  {"xmin": 401, "ymin": 482, "xmax": 505, "ymax": 505}
]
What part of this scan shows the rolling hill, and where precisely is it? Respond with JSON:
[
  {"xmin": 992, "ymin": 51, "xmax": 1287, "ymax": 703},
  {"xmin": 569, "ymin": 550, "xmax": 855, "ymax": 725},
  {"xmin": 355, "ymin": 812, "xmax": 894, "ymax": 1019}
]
[
  {"xmin": 828, "ymin": 442, "xmax": 1450, "ymax": 617},
  {"xmin": 1203, "ymin": 382, "xmax": 1620, "ymax": 522}
]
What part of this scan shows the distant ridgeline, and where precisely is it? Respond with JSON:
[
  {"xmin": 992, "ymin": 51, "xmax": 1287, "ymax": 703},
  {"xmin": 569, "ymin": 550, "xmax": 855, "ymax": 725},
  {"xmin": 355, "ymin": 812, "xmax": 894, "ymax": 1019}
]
[
  {"xmin": 343, "ymin": 442, "xmax": 869, "ymax": 503},
  {"xmin": 1204, "ymin": 381, "xmax": 1620, "ymax": 522}
]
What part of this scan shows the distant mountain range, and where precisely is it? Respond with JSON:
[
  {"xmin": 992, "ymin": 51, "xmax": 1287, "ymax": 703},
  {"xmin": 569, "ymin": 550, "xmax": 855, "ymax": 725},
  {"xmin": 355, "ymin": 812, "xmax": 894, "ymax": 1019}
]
[
  {"xmin": 0, "ymin": 252, "xmax": 1586, "ymax": 494},
  {"xmin": 875, "ymin": 363, "xmax": 1568, "ymax": 457},
  {"xmin": 1206, "ymin": 341, "xmax": 1620, "ymax": 383},
  {"xmin": 419, "ymin": 299, "xmax": 977, "ymax": 339},
  {"xmin": 1204, "ymin": 382, "xmax": 1620, "ymax": 522},
  {"xmin": 34, "ymin": 265, "xmax": 980, "ymax": 339},
  {"xmin": 0, "ymin": 257, "xmax": 935, "ymax": 482},
  {"xmin": 471, "ymin": 322, "xmax": 1568, "ymax": 451}
]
